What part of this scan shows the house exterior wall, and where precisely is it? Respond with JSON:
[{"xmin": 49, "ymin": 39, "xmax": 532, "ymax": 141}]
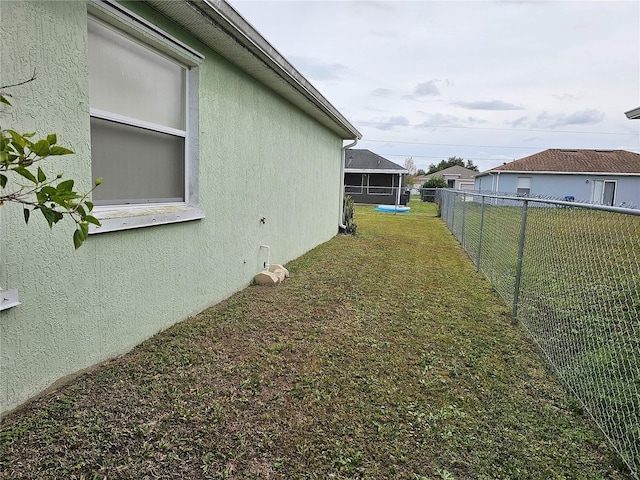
[
  {"xmin": 1, "ymin": 1, "xmax": 344, "ymax": 414},
  {"xmin": 475, "ymin": 172, "xmax": 640, "ymax": 207}
]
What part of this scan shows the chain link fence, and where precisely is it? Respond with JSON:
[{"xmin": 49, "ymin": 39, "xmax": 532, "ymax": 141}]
[{"xmin": 434, "ymin": 188, "xmax": 640, "ymax": 478}]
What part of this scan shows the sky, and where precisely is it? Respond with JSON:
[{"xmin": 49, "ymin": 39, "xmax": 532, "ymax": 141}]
[{"xmin": 228, "ymin": 0, "xmax": 640, "ymax": 173}]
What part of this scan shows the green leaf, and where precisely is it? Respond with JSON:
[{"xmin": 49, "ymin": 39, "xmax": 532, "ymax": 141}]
[
  {"xmin": 37, "ymin": 166, "xmax": 46, "ymax": 183},
  {"xmin": 40, "ymin": 185, "xmax": 57, "ymax": 197},
  {"xmin": 13, "ymin": 166, "xmax": 38, "ymax": 183},
  {"xmin": 86, "ymin": 200, "xmax": 94, "ymax": 212},
  {"xmin": 46, "ymin": 134, "xmax": 57, "ymax": 145},
  {"xmin": 31, "ymin": 139, "xmax": 50, "ymax": 157},
  {"xmin": 22, "ymin": 132, "xmax": 36, "ymax": 138},
  {"xmin": 75, "ymin": 204, "xmax": 86, "ymax": 218},
  {"xmin": 56, "ymin": 179, "xmax": 74, "ymax": 192},
  {"xmin": 0, "ymin": 174, "xmax": 6, "ymax": 188},
  {"xmin": 7, "ymin": 130, "xmax": 26, "ymax": 149},
  {"xmin": 80, "ymin": 222, "xmax": 89, "ymax": 239},
  {"xmin": 0, "ymin": 94, "xmax": 11, "ymax": 106},
  {"xmin": 23, "ymin": 208, "xmax": 30, "ymax": 224},
  {"xmin": 73, "ymin": 229, "xmax": 85, "ymax": 249},
  {"xmin": 84, "ymin": 215, "xmax": 101, "ymax": 226},
  {"xmin": 49, "ymin": 146, "xmax": 73, "ymax": 156},
  {"xmin": 40, "ymin": 206, "xmax": 63, "ymax": 228}
]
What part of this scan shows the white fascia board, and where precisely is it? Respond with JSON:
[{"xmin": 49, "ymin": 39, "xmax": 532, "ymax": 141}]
[
  {"xmin": 477, "ymin": 170, "xmax": 640, "ymax": 177},
  {"xmin": 474, "ymin": 171, "xmax": 493, "ymax": 178},
  {"xmin": 345, "ymin": 168, "xmax": 409, "ymax": 174},
  {"xmin": 0, "ymin": 289, "xmax": 21, "ymax": 311}
]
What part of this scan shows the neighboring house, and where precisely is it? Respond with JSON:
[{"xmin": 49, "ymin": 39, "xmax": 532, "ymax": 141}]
[
  {"xmin": 422, "ymin": 165, "xmax": 477, "ymax": 190},
  {"xmin": 415, "ymin": 175, "xmax": 429, "ymax": 185},
  {"xmin": 0, "ymin": 0, "xmax": 360, "ymax": 414},
  {"xmin": 475, "ymin": 149, "xmax": 640, "ymax": 207},
  {"xmin": 344, "ymin": 149, "xmax": 408, "ymax": 205}
]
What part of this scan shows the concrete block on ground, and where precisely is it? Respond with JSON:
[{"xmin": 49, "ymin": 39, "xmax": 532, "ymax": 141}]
[
  {"xmin": 269, "ymin": 264, "xmax": 289, "ymax": 278},
  {"xmin": 254, "ymin": 270, "xmax": 281, "ymax": 286}
]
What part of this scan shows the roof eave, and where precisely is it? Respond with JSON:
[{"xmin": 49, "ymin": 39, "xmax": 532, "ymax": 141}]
[
  {"xmin": 625, "ymin": 107, "xmax": 640, "ymax": 119},
  {"xmin": 477, "ymin": 170, "xmax": 640, "ymax": 177},
  {"xmin": 345, "ymin": 168, "xmax": 409, "ymax": 174},
  {"xmin": 143, "ymin": 0, "xmax": 361, "ymax": 140}
]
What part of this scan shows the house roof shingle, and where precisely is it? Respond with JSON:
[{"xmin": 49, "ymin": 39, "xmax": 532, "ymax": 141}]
[
  {"xmin": 344, "ymin": 149, "xmax": 407, "ymax": 172},
  {"xmin": 423, "ymin": 165, "xmax": 477, "ymax": 180},
  {"xmin": 487, "ymin": 149, "xmax": 640, "ymax": 174}
]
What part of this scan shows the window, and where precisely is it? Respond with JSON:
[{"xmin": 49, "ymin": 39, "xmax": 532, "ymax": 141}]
[
  {"xmin": 592, "ymin": 179, "xmax": 616, "ymax": 206},
  {"xmin": 516, "ymin": 177, "xmax": 531, "ymax": 196},
  {"xmin": 87, "ymin": 1, "xmax": 204, "ymax": 232}
]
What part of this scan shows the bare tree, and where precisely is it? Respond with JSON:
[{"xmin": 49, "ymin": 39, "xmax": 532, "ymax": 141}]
[{"xmin": 404, "ymin": 157, "xmax": 417, "ymax": 176}]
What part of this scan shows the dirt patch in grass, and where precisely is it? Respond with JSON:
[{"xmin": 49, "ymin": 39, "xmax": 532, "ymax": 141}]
[{"xmin": 0, "ymin": 201, "xmax": 632, "ymax": 479}]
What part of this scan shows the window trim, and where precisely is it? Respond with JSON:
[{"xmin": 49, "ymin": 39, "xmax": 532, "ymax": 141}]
[
  {"xmin": 516, "ymin": 176, "xmax": 532, "ymax": 197},
  {"xmin": 87, "ymin": 1, "xmax": 204, "ymax": 235},
  {"xmin": 591, "ymin": 179, "xmax": 617, "ymax": 206},
  {"xmin": 88, "ymin": 0, "xmax": 203, "ymax": 66},
  {"xmin": 90, "ymin": 108, "xmax": 187, "ymax": 139}
]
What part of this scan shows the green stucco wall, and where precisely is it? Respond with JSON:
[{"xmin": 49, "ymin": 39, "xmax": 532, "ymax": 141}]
[{"xmin": 0, "ymin": 1, "xmax": 344, "ymax": 414}]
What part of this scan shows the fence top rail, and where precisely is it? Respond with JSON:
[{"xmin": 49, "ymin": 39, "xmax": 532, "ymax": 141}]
[{"xmin": 440, "ymin": 189, "xmax": 640, "ymax": 217}]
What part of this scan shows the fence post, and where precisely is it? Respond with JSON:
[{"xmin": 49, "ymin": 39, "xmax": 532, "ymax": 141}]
[
  {"xmin": 477, "ymin": 195, "xmax": 485, "ymax": 271},
  {"xmin": 450, "ymin": 191, "xmax": 455, "ymax": 231},
  {"xmin": 461, "ymin": 193, "xmax": 466, "ymax": 250},
  {"xmin": 442, "ymin": 191, "xmax": 448, "ymax": 225},
  {"xmin": 512, "ymin": 199, "xmax": 528, "ymax": 320}
]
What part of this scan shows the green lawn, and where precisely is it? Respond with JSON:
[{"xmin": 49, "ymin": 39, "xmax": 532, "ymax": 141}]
[
  {"xmin": 442, "ymin": 194, "xmax": 640, "ymax": 476},
  {"xmin": 0, "ymin": 201, "xmax": 632, "ymax": 479}
]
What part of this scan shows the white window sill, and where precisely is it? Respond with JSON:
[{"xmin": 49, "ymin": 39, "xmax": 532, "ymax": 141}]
[
  {"xmin": 0, "ymin": 289, "xmax": 21, "ymax": 311},
  {"xmin": 88, "ymin": 203, "xmax": 205, "ymax": 234}
]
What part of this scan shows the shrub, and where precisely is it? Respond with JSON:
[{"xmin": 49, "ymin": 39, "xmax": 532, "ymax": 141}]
[
  {"xmin": 342, "ymin": 195, "xmax": 357, "ymax": 235},
  {"xmin": 421, "ymin": 176, "xmax": 447, "ymax": 202}
]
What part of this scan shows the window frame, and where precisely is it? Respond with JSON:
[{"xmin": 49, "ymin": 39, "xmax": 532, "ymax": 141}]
[
  {"xmin": 591, "ymin": 179, "xmax": 617, "ymax": 206},
  {"xmin": 87, "ymin": 0, "xmax": 205, "ymax": 234},
  {"xmin": 516, "ymin": 176, "xmax": 532, "ymax": 197}
]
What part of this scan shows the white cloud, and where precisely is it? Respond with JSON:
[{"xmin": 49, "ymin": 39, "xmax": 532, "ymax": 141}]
[
  {"xmin": 413, "ymin": 80, "xmax": 441, "ymax": 97},
  {"xmin": 370, "ymin": 88, "xmax": 395, "ymax": 98},
  {"xmin": 230, "ymin": 0, "xmax": 640, "ymax": 170},
  {"xmin": 367, "ymin": 116, "xmax": 410, "ymax": 131},
  {"xmin": 452, "ymin": 100, "xmax": 525, "ymax": 111},
  {"xmin": 288, "ymin": 56, "xmax": 348, "ymax": 81},
  {"xmin": 508, "ymin": 110, "xmax": 606, "ymax": 129},
  {"xmin": 416, "ymin": 113, "xmax": 462, "ymax": 129}
]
